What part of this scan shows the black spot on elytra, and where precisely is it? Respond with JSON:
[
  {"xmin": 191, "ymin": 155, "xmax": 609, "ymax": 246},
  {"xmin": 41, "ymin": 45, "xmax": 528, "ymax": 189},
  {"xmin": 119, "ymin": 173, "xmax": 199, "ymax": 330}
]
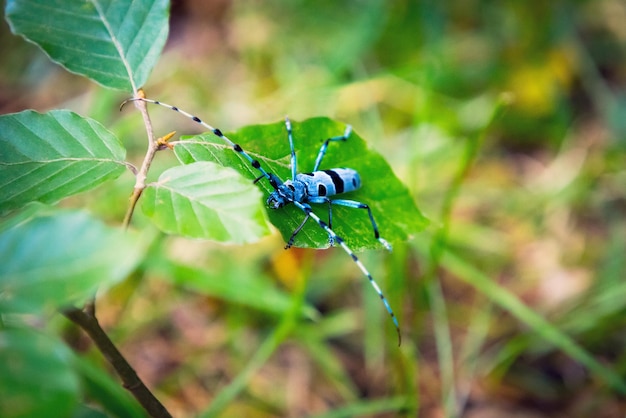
[{"xmin": 323, "ymin": 170, "xmax": 344, "ymax": 194}]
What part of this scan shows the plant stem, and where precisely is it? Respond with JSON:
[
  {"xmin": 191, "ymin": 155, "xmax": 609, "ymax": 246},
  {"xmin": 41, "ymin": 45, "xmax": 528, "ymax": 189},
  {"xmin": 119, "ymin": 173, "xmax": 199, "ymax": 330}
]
[
  {"xmin": 123, "ymin": 187, "xmax": 144, "ymax": 229},
  {"xmin": 64, "ymin": 307, "xmax": 172, "ymax": 417},
  {"xmin": 122, "ymin": 89, "xmax": 159, "ymax": 230}
]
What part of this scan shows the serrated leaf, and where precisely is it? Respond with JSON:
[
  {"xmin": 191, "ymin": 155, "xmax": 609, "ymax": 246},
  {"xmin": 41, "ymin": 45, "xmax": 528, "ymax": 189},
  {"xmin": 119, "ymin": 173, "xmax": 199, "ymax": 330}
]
[
  {"xmin": 0, "ymin": 328, "xmax": 80, "ymax": 418},
  {"xmin": 141, "ymin": 161, "xmax": 270, "ymax": 243},
  {"xmin": 0, "ymin": 210, "xmax": 145, "ymax": 313},
  {"xmin": 5, "ymin": 0, "xmax": 169, "ymax": 91},
  {"xmin": 0, "ymin": 110, "xmax": 127, "ymax": 216},
  {"xmin": 174, "ymin": 117, "xmax": 429, "ymax": 251}
]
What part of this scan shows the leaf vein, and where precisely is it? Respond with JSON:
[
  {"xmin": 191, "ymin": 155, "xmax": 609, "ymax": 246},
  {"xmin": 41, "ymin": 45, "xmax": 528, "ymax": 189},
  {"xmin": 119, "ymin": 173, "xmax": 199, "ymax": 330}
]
[{"xmin": 91, "ymin": 0, "xmax": 137, "ymax": 92}]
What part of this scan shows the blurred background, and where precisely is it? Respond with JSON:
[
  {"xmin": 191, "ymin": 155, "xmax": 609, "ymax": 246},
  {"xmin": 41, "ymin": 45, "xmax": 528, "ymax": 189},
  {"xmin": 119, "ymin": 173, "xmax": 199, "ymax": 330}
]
[{"xmin": 2, "ymin": 0, "xmax": 626, "ymax": 416}]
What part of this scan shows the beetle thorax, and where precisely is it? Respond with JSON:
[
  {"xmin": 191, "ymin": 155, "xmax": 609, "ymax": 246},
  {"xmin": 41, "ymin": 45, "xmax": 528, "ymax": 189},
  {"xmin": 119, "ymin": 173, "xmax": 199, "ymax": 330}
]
[{"xmin": 267, "ymin": 179, "xmax": 307, "ymax": 209}]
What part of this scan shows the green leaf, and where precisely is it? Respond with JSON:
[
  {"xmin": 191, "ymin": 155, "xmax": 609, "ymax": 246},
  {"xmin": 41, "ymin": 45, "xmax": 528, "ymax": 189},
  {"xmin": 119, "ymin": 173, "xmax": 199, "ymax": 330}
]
[
  {"xmin": 5, "ymin": 0, "xmax": 169, "ymax": 91},
  {"xmin": 0, "ymin": 327, "xmax": 80, "ymax": 418},
  {"xmin": 174, "ymin": 117, "xmax": 429, "ymax": 251},
  {"xmin": 141, "ymin": 161, "xmax": 270, "ymax": 244},
  {"xmin": 0, "ymin": 209, "xmax": 146, "ymax": 313},
  {"xmin": 0, "ymin": 110, "xmax": 127, "ymax": 216}
]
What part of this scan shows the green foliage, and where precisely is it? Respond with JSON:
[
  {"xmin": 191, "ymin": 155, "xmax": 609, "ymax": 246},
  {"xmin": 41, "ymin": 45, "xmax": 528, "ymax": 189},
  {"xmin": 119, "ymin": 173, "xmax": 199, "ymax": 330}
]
[
  {"xmin": 141, "ymin": 161, "xmax": 270, "ymax": 243},
  {"xmin": 0, "ymin": 327, "xmax": 79, "ymax": 418},
  {"xmin": 0, "ymin": 110, "xmax": 127, "ymax": 215},
  {"xmin": 0, "ymin": 0, "xmax": 272, "ymax": 244},
  {"xmin": 175, "ymin": 117, "xmax": 429, "ymax": 250},
  {"xmin": 0, "ymin": 209, "xmax": 146, "ymax": 313},
  {"xmin": 5, "ymin": 0, "xmax": 169, "ymax": 91},
  {"xmin": 0, "ymin": 326, "xmax": 146, "ymax": 418}
]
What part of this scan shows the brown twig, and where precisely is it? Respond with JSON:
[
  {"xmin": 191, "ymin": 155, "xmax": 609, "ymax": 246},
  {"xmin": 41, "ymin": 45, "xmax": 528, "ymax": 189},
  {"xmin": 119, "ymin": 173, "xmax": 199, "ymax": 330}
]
[{"xmin": 64, "ymin": 307, "xmax": 172, "ymax": 418}]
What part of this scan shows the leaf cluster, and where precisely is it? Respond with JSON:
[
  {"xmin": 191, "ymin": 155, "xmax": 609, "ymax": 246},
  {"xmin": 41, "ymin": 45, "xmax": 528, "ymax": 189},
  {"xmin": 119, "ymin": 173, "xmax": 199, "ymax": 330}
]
[{"xmin": 0, "ymin": 0, "xmax": 429, "ymax": 416}]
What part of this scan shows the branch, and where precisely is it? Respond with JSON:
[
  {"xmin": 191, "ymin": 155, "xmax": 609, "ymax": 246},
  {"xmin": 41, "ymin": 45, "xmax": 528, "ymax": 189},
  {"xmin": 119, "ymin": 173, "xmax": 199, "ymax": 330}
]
[
  {"xmin": 64, "ymin": 307, "xmax": 172, "ymax": 418},
  {"xmin": 121, "ymin": 89, "xmax": 162, "ymax": 230}
]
